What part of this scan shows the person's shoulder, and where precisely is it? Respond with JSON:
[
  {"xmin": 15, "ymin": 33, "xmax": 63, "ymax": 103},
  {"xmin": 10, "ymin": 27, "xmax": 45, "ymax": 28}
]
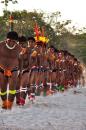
[
  {"xmin": 0, "ymin": 40, "xmax": 5, "ymax": 43},
  {"xmin": 0, "ymin": 40, "xmax": 6, "ymax": 46}
]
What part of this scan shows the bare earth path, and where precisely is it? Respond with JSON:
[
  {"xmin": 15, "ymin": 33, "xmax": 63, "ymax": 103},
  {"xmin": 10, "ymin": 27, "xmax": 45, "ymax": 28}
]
[{"xmin": 0, "ymin": 87, "xmax": 86, "ymax": 130}]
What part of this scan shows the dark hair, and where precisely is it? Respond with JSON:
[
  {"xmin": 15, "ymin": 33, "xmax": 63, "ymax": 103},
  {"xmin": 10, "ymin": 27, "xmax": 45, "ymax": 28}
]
[
  {"xmin": 18, "ymin": 36, "xmax": 27, "ymax": 42},
  {"xmin": 7, "ymin": 31, "xmax": 18, "ymax": 41},
  {"xmin": 49, "ymin": 45, "xmax": 55, "ymax": 49},
  {"xmin": 54, "ymin": 48, "xmax": 58, "ymax": 52},
  {"xmin": 27, "ymin": 37, "xmax": 35, "ymax": 42}
]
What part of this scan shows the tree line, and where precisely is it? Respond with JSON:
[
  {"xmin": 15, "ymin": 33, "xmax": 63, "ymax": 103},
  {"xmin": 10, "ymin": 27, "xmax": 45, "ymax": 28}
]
[{"xmin": 0, "ymin": 0, "xmax": 86, "ymax": 64}]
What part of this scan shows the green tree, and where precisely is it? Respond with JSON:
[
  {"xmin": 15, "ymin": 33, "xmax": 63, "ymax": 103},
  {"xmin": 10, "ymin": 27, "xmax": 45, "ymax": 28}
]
[{"xmin": 1, "ymin": 10, "xmax": 86, "ymax": 64}]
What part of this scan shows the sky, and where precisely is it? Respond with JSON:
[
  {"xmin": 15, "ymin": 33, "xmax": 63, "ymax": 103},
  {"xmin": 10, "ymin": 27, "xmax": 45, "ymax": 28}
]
[{"xmin": 0, "ymin": 0, "xmax": 86, "ymax": 29}]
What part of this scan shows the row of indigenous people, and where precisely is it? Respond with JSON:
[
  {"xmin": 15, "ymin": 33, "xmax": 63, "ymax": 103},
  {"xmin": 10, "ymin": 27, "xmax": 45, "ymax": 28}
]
[
  {"xmin": 16, "ymin": 35, "xmax": 83, "ymax": 106},
  {"xmin": 0, "ymin": 31, "xmax": 83, "ymax": 109}
]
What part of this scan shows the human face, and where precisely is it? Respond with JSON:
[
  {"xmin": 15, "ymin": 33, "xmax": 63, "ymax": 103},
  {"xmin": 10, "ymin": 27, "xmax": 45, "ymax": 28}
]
[
  {"xmin": 6, "ymin": 38, "xmax": 18, "ymax": 46},
  {"xmin": 7, "ymin": 38, "xmax": 18, "ymax": 43},
  {"xmin": 48, "ymin": 48, "xmax": 54, "ymax": 53},
  {"xmin": 28, "ymin": 40, "xmax": 34, "ymax": 48},
  {"xmin": 19, "ymin": 42, "xmax": 27, "ymax": 48}
]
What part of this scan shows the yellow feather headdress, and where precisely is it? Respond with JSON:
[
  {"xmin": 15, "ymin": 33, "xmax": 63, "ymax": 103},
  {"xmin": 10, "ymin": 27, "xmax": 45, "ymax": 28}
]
[{"xmin": 34, "ymin": 23, "xmax": 49, "ymax": 44}]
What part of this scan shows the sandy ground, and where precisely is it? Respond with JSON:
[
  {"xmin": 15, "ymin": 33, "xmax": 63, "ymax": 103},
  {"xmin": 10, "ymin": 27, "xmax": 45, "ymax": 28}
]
[{"xmin": 0, "ymin": 87, "xmax": 86, "ymax": 130}]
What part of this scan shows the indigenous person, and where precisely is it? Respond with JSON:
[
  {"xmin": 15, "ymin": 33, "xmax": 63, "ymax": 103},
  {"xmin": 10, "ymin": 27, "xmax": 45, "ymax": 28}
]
[
  {"xmin": 16, "ymin": 36, "xmax": 36, "ymax": 105},
  {"xmin": 0, "ymin": 31, "xmax": 23, "ymax": 109},
  {"xmin": 16, "ymin": 35, "xmax": 28, "ymax": 105}
]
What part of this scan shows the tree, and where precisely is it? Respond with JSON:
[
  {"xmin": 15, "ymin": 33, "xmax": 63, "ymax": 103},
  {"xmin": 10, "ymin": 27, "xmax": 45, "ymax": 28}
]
[
  {"xmin": 0, "ymin": 10, "xmax": 59, "ymax": 47},
  {"xmin": 43, "ymin": 11, "xmax": 71, "ymax": 35}
]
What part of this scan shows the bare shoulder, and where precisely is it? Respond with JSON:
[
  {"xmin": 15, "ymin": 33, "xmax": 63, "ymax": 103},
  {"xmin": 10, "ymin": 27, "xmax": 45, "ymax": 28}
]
[
  {"xmin": 0, "ymin": 41, "xmax": 6, "ymax": 47},
  {"xmin": 0, "ymin": 41, "xmax": 5, "ymax": 44}
]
